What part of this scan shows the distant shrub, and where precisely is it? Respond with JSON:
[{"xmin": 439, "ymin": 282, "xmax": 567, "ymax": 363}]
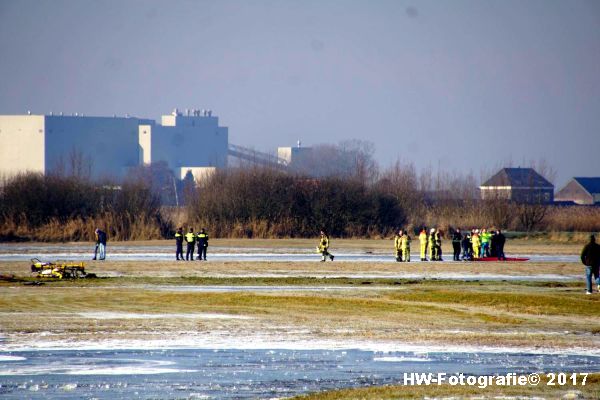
[{"xmin": 185, "ymin": 167, "xmax": 405, "ymax": 238}]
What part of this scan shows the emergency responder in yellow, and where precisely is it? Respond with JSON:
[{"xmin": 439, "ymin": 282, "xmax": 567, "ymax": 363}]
[
  {"xmin": 472, "ymin": 229, "xmax": 481, "ymax": 260},
  {"xmin": 318, "ymin": 230, "xmax": 334, "ymax": 262},
  {"xmin": 419, "ymin": 228, "xmax": 428, "ymax": 261},
  {"xmin": 401, "ymin": 231, "xmax": 411, "ymax": 262},
  {"xmin": 428, "ymin": 228, "xmax": 436, "ymax": 261},
  {"xmin": 185, "ymin": 227, "xmax": 196, "ymax": 261},
  {"xmin": 394, "ymin": 229, "xmax": 403, "ymax": 262}
]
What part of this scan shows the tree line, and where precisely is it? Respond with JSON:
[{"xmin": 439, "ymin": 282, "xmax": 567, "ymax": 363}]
[{"xmin": 1, "ymin": 141, "xmax": 599, "ymax": 241}]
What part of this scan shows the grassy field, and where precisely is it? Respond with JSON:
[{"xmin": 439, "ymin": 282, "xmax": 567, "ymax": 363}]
[
  {"xmin": 1, "ymin": 238, "xmax": 598, "ymax": 399},
  {"xmin": 291, "ymin": 373, "xmax": 600, "ymax": 399}
]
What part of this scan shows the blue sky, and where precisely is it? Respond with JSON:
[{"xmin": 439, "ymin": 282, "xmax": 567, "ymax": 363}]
[{"xmin": 1, "ymin": 0, "xmax": 599, "ymax": 187}]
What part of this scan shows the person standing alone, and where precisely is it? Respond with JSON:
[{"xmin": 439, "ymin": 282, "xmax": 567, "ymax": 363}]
[
  {"xmin": 93, "ymin": 228, "xmax": 107, "ymax": 260},
  {"xmin": 185, "ymin": 227, "xmax": 196, "ymax": 261},
  {"xmin": 318, "ymin": 230, "xmax": 334, "ymax": 262},
  {"xmin": 580, "ymin": 234, "xmax": 600, "ymax": 295}
]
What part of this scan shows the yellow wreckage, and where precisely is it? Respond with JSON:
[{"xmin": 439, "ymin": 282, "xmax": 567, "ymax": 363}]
[{"xmin": 30, "ymin": 258, "xmax": 93, "ymax": 279}]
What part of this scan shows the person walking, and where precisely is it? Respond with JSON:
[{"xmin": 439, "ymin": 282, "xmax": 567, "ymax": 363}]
[
  {"xmin": 175, "ymin": 227, "xmax": 184, "ymax": 261},
  {"xmin": 197, "ymin": 228, "xmax": 209, "ymax": 261},
  {"xmin": 419, "ymin": 228, "xmax": 428, "ymax": 261},
  {"xmin": 318, "ymin": 230, "xmax": 334, "ymax": 262},
  {"xmin": 580, "ymin": 234, "xmax": 600, "ymax": 295},
  {"xmin": 185, "ymin": 227, "xmax": 196, "ymax": 261},
  {"xmin": 92, "ymin": 228, "xmax": 107, "ymax": 260},
  {"xmin": 394, "ymin": 229, "xmax": 403, "ymax": 262},
  {"xmin": 452, "ymin": 228, "xmax": 462, "ymax": 261}
]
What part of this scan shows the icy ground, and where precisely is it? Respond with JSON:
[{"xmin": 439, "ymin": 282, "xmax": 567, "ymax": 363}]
[{"xmin": 1, "ymin": 347, "xmax": 599, "ymax": 399}]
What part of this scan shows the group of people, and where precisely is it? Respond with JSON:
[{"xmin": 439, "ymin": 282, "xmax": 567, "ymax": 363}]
[
  {"xmin": 91, "ymin": 224, "xmax": 599, "ymax": 295},
  {"xmin": 176, "ymin": 227, "xmax": 209, "ymax": 261},
  {"xmin": 452, "ymin": 228, "xmax": 506, "ymax": 261},
  {"xmin": 391, "ymin": 227, "xmax": 506, "ymax": 262}
]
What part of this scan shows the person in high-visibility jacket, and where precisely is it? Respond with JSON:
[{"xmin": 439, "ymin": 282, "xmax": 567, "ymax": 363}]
[
  {"xmin": 480, "ymin": 228, "xmax": 492, "ymax": 258},
  {"xmin": 401, "ymin": 231, "xmax": 411, "ymax": 262},
  {"xmin": 175, "ymin": 227, "xmax": 184, "ymax": 261},
  {"xmin": 185, "ymin": 227, "xmax": 196, "ymax": 261},
  {"xmin": 318, "ymin": 230, "xmax": 334, "ymax": 262},
  {"xmin": 394, "ymin": 229, "xmax": 403, "ymax": 262},
  {"xmin": 196, "ymin": 228, "xmax": 209, "ymax": 261},
  {"xmin": 471, "ymin": 229, "xmax": 481, "ymax": 260},
  {"xmin": 419, "ymin": 228, "xmax": 428, "ymax": 261},
  {"xmin": 428, "ymin": 228, "xmax": 437, "ymax": 261}
]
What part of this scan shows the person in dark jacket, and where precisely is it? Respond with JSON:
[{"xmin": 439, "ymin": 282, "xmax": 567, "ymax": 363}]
[
  {"xmin": 452, "ymin": 228, "xmax": 462, "ymax": 261},
  {"xmin": 495, "ymin": 230, "xmax": 506, "ymax": 261},
  {"xmin": 93, "ymin": 228, "xmax": 107, "ymax": 260},
  {"xmin": 461, "ymin": 233, "xmax": 472, "ymax": 261},
  {"xmin": 580, "ymin": 235, "xmax": 600, "ymax": 294},
  {"xmin": 175, "ymin": 227, "xmax": 184, "ymax": 261},
  {"xmin": 490, "ymin": 231, "xmax": 497, "ymax": 258},
  {"xmin": 196, "ymin": 228, "xmax": 209, "ymax": 261}
]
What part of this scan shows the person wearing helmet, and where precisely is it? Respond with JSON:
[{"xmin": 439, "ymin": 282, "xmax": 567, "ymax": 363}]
[
  {"xmin": 419, "ymin": 228, "xmax": 428, "ymax": 261},
  {"xmin": 318, "ymin": 230, "xmax": 334, "ymax": 262},
  {"xmin": 401, "ymin": 230, "xmax": 411, "ymax": 262}
]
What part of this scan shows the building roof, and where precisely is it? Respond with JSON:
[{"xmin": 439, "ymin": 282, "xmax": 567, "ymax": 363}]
[
  {"xmin": 573, "ymin": 177, "xmax": 600, "ymax": 194},
  {"xmin": 481, "ymin": 168, "xmax": 554, "ymax": 188}
]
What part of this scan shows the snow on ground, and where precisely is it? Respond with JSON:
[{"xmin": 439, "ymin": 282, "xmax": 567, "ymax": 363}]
[{"xmin": 3, "ymin": 330, "xmax": 600, "ymax": 358}]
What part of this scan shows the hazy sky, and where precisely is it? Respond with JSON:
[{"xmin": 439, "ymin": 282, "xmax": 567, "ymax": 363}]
[{"xmin": 1, "ymin": 0, "xmax": 599, "ymax": 187}]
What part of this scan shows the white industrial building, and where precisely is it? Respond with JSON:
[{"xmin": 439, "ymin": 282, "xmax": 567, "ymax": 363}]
[
  {"xmin": 0, "ymin": 109, "xmax": 229, "ymax": 182},
  {"xmin": 139, "ymin": 109, "xmax": 228, "ymax": 182}
]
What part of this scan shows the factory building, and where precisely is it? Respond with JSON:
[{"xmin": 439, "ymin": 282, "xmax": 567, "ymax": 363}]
[
  {"xmin": 0, "ymin": 114, "xmax": 151, "ymax": 179},
  {"xmin": 139, "ymin": 109, "xmax": 228, "ymax": 182},
  {"xmin": 0, "ymin": 109, "xmax": 228, "ymax": 182}
]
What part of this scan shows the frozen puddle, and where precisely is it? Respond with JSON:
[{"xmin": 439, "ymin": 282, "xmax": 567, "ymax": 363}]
[
  {"xmin": 0, "ymin": 244, "xmax": 579, "ymax": 263},
  {"xmin": 0, "ymin": 348, "xmax": 598, "ymax": 399}
]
